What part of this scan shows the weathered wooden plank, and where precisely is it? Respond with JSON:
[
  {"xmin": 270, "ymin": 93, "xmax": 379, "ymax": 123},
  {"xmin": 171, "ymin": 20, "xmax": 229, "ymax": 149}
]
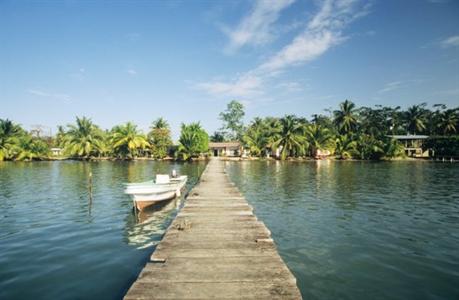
[
  {"xmin": 125, "ymin": 281, "xmax": 301, "ymax": 299},
  {"xmin": 160, "ymin": 231, "xmax": 271, "ymax": 243},
  {"xmin": 165, "ymin": 223, "xmax": 271, "ymax": 234},
  {"xmin": 180, "ymin": 205, "xmax": 253, "ymax": 212},
  {"xmin": 166, "ymin": 227, "xmax": 270, "ymax": 236},
  {"xmin": 137, "ymin": 259, "xmax": 295, "ymax": 283},
  {"xmin": 152, "ymin": 247, "xmax": 279, "ymax": 258},
  {"xmin": 178, "ymin": 211, "xmax": 253, "ymax": 217},
  {"xmin": 167, "ymin": 221, "xmax": 268, "ymax": 231},
  {"xmin": 155, "ymin": 239, "xmax": 275, "ymax": 250},
  {"xmin": 186, "ymin": 201, "xmax": 248, "ymax": 207},
  {"xmin": 173, "ymin": 215, "xmax": 258, "ymax": 223},
  {"xmin": 190, "ymin": 192, "xmax": 242, "ymax": 196},
  {"xmin": 191, "ymin": 188, "xmax": 241, "ymax": 192},
  {"xmin": 185, "ymin": 205, "xmax": 251, "ymax": 210},
  {"xmin": 187, "ymin": 196, "xmax": 245, "ymax": 200}
]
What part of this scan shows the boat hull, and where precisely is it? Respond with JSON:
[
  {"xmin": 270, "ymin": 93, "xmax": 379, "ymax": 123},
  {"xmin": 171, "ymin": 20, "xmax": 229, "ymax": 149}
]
[
  {"xmin": 124, "ymin": 176, "xmax": 187, "ymax": 194},
  {"xmin": 133, "ymin": 190, "xmax": 177, "ymax": 211},
  {"xmin": 124, "ymin": 175, "xmax": 188, "ymax": 211}
]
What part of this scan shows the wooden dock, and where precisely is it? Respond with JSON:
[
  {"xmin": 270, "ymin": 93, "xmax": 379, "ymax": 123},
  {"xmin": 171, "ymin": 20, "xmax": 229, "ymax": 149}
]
[{"xmin": 124, "ymin": 158, "xmax": 302, "ymax": 299}]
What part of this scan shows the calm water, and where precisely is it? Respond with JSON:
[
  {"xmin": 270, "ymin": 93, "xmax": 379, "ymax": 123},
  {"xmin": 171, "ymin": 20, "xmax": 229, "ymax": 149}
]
[
  {"xmin": 226, "ymin": 160, "xmax": 459, "ymax": 300},
  {"xmin": 0, "ymin": 160, "xmax": 206, "ymax": 300},
  {"xmin": 1, "ymin": 160, "xmax": 458, "ymax": 300}
]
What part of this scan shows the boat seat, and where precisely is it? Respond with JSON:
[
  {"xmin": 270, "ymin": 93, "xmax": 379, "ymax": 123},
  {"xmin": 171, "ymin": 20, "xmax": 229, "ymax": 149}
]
[{"xmin": 156, "ymin": 174, "xmax": 171, "ymax": 184}]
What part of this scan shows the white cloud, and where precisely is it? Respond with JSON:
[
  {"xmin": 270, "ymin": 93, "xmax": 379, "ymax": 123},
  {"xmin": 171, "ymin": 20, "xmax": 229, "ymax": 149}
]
[
  {"xmin": 377, "ymin": 79, "xmax": 427, "ymax": 94},
  {"xmin": 194, "ymin": 74, "xmax": 263, "ymax": 98},
  {"xmin": 377, "ymin": 81, "xmax": 403, "ymax": 94},
  {"xmin": 224, "ymin": 0, "xmax": 295, "ymax": 52},
  {"xmin": 427, "ymin": 0, "xmax": 449, "ymax": 3},
  {"xmin": 259, "ymin": 30, "xmax": 344, "ymax": 72},
  {"xmin": 259, "ymin": 0, "xmax": 369, "ymax": 73},
  {"xmin": 276, "ymin": 81, "xmax": 304, "ymax": 92},
  {"xmin": 127, "ymin": 69, "xmax": 137, "ymax": 75},
  {"xmin": 28, "ymin": 89, "xmax": 71, "ymax": 102},
  {"xmin": 440, "ymin": 35, "xmax": 459, "ymax": 48},
  {"xmin": 195, "ymin": 0, "xmax": 369, "ymax": 101}
]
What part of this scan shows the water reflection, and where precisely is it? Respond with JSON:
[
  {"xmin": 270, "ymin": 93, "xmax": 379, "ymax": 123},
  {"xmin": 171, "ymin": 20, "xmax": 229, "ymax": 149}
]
[{"xmin": 124, "ymin": 197, "xmax": 181, "ymax": 249}]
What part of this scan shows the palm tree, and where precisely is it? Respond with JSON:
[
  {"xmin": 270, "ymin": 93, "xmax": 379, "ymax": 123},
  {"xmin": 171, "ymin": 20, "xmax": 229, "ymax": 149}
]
[
  {"xmin": 148, "ymin": 118, "xmax": 172, "ymax": 159},
  {"xmin": 14, "ymin": 135, "xmax": 50, "ymax": 161},
  {"xmin": 177, "ymin": 122, "xmax": 209, "ymax": 160},
  {"xmin": 333, "ymin": 100, "xmax": 358, "ymax": 134},
  {"xmin": 437, "ymin": 108, "xmax": 458, "ymax": 135},
  {"xmin": 388, "ymin": 106, "xmax": 403, "ymax": 135},
  {"xmin": 272, "ymin": 115, "xmax": 305, "ymax": 159},
  {"xmin": 359, "ymin": 105, "xmax": 396, "ymax": 138},
  {"xmin": 404, "ymin": 104, "xmax": 427, "ymax": 134},
  {"xmin": 151, "ymin": 117, "xmax": 169, "ymax": 130},
  {"xmin": 335, "ymin": 134, "xmax": 357, "ymax": 159},
  {"xmin": 262, "ymin": 117, "xmax": 281, "ymax": 156},
  {"xmin": 54, "ymin": 125, "xmax": 66, "ymax": 148},
  {"xmin": 243, "ymin": 130, "xmax": 265, "ymax": 157},
  {"xmin": 111, "ymin": 122, "xmax": 150, "ymax": 159},
  {"xmin": 0, "ymin": 119, "xmax": 23, "ymax": 161},
  {"xmin": 383, "ymin": 138, "xmax": 405, "ymax": 158},
  {"xmin": 63, "ymin": 117, "xmax": 105, "ymax": 159},
  {"xmin": 356, "ymin": 134, "xmax": 384, "ymax": 160},
  {"xmin": 304, "ymin": 124, "xmax": 334, "ymax": 157},
  {"xmin": 210, "ymin": 131, "xmax": 225, "ymax": 142},
  {"xmin": 243, "ymin": 119, "xmax": 268, "ymax": 157}
]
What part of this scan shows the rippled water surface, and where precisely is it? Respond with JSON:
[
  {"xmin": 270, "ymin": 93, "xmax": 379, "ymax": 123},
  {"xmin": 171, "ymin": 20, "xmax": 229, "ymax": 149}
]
[
  {"xmin": 0, "ymin": 160, "xmax": 206, "ymax": 300},
  {"xmin": 226, "ymin": 160, "xmax": 459, "ymax": 300}
]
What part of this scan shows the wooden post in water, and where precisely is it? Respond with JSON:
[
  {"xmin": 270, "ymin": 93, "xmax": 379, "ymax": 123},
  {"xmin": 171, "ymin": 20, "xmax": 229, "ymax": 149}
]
[
  {"xmin": 133, "ymin": 199, "xmax": 138, "ymax": 220},
  {"xmin": 88, "ymin": 171, "xmax": 93, "ymax": 213}
]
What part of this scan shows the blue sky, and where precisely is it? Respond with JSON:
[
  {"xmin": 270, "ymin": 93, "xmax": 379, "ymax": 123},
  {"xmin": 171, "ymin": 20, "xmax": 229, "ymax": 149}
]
[{"xmin": 1, "ymin": 0, "xmax": 458, "ymax": 139}]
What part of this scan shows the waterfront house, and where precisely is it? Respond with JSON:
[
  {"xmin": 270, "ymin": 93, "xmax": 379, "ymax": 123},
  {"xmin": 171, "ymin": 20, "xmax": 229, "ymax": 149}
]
[
  {"xmin": 388, "ymin": 135, "xmax": 430, "ymax": 157},
  {"xmin": 50, "ymin": 147, "xmax": 63, "ymax": 156},
  {"xmin": 315, "ymin": 149, "xmax": 332, "ymax": 159},
  {"xmin": 209, "ymin": 142, "xmax": 242, "ymax": 157}
]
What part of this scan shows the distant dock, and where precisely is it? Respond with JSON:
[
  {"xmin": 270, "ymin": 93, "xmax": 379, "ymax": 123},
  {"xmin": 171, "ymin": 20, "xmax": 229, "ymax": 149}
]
[{"xmin": 124, "ymin": 158, "xmax": 302, "ymax": 299}]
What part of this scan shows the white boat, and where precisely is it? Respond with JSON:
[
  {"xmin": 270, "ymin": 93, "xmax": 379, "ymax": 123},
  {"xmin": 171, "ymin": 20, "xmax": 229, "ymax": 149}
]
[
  {"xmin": 124, "ymin": 175, "xmax": 187, "ymax": 189},
  {"xmin": 124, "ymin": 174, "xmax": 188, "ymax": 211}
]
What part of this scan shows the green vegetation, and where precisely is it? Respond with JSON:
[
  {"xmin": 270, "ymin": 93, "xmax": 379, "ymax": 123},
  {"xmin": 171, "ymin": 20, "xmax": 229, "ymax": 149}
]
[
  {"xmin": 218, "ymin": 100, "xmax": 245, "ymax": 141},
  {"xmin": 425, "ymin": 136, "xmax": 459, "ymax": 158},
  {"xmin": 110, "ymin": 122, "xmax": 150, "ymax": 159},
  {"xmin": 334, "ymin": 99, "xmax": 358, "ymax": 134},
  {"xmin": 1, "ymin": 100, "xmax": 457, "ymax": 162},
  {"xmin": 233, "ymin": 100, "xmax": 458, "ymax": 160},
  {"xmin": 148, "ymin": 118, "xmax": 173, "ymax": 159},
  {"xmin": 272, "ymin": 115, "xmax": 305, "ymax": 159},
  {"xmin": 63, "ymin": 117, "xmax": 106, "ymax": 158},
  {"xmin": 177, "ymin": 122, "xmax": 209, "ymax": 161},
  {"xmin": 210, "ymin": 131, "xmax": 225, "ymax": 142},
  {"xmin": 304, "ymin": 124, "xmax": 334, "ymax": 157},
  {"xmin": 0, "ymin": 119, "xmax": 49, "ymax": 161}
]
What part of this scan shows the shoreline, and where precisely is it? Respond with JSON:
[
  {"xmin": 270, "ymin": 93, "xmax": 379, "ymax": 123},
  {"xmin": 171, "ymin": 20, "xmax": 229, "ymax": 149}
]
[{"xmin": 2, "ymin": 156, "xmax": 456, "ymax": 163}]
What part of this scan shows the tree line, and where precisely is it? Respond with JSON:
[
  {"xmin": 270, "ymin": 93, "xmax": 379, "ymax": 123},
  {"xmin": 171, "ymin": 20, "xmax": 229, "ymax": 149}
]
[
  {"xmin": 1, "ymin": 100, "xmax": 458, "ymax": 161},
  {"xmin": 0, "ymin": 117, "xmax": 174, "ymax": 161},
  {"xmin": 213, "ymin": 100, "xmax": 459, "ymax": 160}
]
